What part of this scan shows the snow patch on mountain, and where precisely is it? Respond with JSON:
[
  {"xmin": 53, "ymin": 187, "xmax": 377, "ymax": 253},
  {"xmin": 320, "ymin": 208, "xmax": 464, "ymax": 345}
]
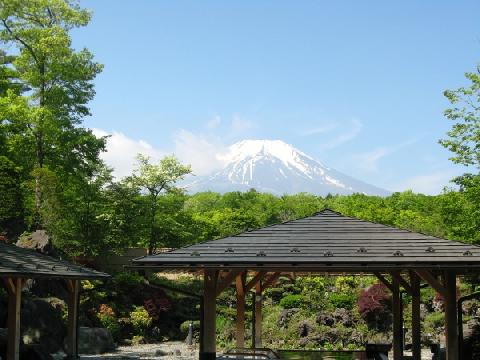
[{"xmin": 184, "ymin": 139, "xmax": 390, "ymax": 196}]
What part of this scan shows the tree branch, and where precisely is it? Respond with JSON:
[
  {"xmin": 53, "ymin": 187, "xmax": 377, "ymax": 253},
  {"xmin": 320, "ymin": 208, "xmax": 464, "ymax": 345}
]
[{"xmin": 1, "ymin": 18, "xmax": 40, "ymax": 67}]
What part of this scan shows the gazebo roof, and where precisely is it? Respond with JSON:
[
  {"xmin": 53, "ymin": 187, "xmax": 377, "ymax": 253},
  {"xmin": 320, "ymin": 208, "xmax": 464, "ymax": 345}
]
[
  {"xmin": 0, "ymin": 242, "xmax": 109, "ymax": 279},
  {"xmin": 133, "ymin": 209, "xmax": 480, "ymax": 273}
]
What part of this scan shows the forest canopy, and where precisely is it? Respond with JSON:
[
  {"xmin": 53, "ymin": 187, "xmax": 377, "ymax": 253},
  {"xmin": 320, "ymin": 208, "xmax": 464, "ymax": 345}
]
[{"xmin": 0, "ymin": 0, "xmax": 478, "ymax": 258}]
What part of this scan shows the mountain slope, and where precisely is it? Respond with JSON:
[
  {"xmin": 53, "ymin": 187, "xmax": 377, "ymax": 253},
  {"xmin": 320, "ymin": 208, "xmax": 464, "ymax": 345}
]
[{"xmin": 184, "ymin": 139, "xmax": 390, "ymax": 196}]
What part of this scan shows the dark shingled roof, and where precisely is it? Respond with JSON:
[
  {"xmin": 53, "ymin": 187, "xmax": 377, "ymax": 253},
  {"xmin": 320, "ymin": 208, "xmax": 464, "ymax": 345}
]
[
  {"xmin": 0, "ymin": 242, "xmax": 109, "ymax": 279},
  {"xmin": 132, "ymin": 209, "xmax": 480, "ymax": 272}
]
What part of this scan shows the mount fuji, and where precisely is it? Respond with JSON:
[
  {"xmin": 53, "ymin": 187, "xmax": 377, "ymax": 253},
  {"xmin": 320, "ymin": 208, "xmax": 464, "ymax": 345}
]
[{"xmin": 184, "ymin": 139, "xmax": 390, "ymax": 196}]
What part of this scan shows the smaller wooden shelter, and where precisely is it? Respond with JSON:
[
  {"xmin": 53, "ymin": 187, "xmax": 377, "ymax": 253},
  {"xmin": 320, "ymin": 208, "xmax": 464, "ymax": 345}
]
[
  {"xmin": 132, "ymin": 209, "xmax": 480, "ymax": 360},
  {"xmin": 0, "ymin": 242, "xmax": 109, "ymax": 360}
]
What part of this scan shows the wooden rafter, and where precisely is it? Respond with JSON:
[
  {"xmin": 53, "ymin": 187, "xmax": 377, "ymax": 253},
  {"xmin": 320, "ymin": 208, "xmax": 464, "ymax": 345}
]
[
  {"xmin": 415, "ymin": 269, "xmax": 446, "ymax": 297},
  {"xmin": 216, "ymin": 270, "xmax": 242, "ymax": 296},
  {"xmin": 261, "ymin": 272, "xmax": 281, "ymax": 292},
  {"xmin": 245, "ymin": 271, "xmax": 267, "ymax": 292},
  {"xmin": 4, "ymin": 278, "xmax": 17, "ymax": 295},
  {"xmin": 390, "ymin": 271, "xmax": 413, "ymax": 295},
  {"xmin": 373, "ymin": 272, "xmax": 394, "ymax": 292}
]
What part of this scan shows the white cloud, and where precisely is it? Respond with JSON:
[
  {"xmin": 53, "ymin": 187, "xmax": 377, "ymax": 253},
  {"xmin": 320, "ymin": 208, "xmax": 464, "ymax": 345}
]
[
  {"xmin": 353, "ymin": 139, "xmax": 418, "ymax": 172},
  {"xmin": 355, "ymin": 147, "xmax": 392, "ymax": 172},
  {"xmin": 173, "ymin": 130, "xmax": 227, "ymax": 176},
  {"xmin": 319, "ymin": 118, "xmax": 363, "ymax": 149},
  {"xmin": 93, "ymin": 128, "xmax": 165, "ymax": 179},
  {"xmin": 207, "ymin": 115, "xmax": 221, "ymax": 129},
  {"xmin": 393, "ymin": 171, "xmax": 457, "ymax": 195},
  {"xmin": 231, "ymin": 115, "xmax": 255, "ymax": 133},
  {"xmin": 300, "ymin": 124, "xmax": 338, "ymax": 137}
]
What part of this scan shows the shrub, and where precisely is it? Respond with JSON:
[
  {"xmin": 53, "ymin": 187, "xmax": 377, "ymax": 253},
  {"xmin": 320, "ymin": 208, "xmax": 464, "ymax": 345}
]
[
  {"xmin": 280, "ymin": 294, "xmax": 304, "ymax": 309},
  {"xmin": 113, "ymin": 272, "xmax": 144, "ymax": 288},
  {"xmin": 130, "ymin": 306, "xmax": 152, "ymax": 336},
  {"xmin": 357, "ymin": 283, "xmax": 390, "ymax": 317},
  {"xmin": 329, "ymin": 293, "xmax": 356, "ymax": 310},
  {"xmin": 180, "ymin": 320, "xmax": 201, "ymax": 336},
  {"xmin": 98, "ymin": 314, "xmax": 121, "ymax": 341}
]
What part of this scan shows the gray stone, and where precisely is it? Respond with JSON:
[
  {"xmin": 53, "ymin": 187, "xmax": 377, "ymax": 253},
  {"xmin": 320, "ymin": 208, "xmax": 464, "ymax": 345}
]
[
  {"xmin": 16, "ymin": 230, "xmax": 55, "ymax": 255},
  {"xmin": 78, "ymin": 327, "xmax": 116, "ymax": 355},
  {"xmin": 278, "ymin": 308, "xmax": 299, "ymax": 327},
  {"xmin": 21, "ymin": 297, "xmax": 66, "ymax": 354}
]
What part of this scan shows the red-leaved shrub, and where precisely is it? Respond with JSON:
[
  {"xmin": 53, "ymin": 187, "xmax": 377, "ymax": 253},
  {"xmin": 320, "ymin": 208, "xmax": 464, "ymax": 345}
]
[{"xmin": 358, "ymin": 283, "xmax": 391, "ymax": 317}]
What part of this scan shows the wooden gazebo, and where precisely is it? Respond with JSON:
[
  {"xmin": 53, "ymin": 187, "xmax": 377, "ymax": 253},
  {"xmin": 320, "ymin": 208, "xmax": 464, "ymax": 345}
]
[
  {"xmin": 0, "ymin": 242, "xmax": 109, "ymax": 360},
  {"xmin": 132, "ymin": 209, "xmax": 480, "ymax": 360}
]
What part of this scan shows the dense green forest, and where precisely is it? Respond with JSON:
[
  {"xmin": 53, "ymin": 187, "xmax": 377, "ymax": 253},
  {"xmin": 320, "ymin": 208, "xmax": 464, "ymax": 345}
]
[{"xmin": 0, "ymin": 0, "xmax": 479, "ymax": 257}]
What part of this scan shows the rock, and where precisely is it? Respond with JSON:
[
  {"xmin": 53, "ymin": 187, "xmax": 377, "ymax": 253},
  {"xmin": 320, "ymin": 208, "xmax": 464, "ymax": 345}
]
[
  {"xmin": 316, "ymin": 312, "xmax": 335, "ymax": 326},
  {"xmin": 155, "ymin": 349, "xmax": 168, "ymax": 356},
  {"xmin": 462, "ymin": 317, "xmax": 480, "ymax": 359},
  {"xmin": 21, "ymin": 297, "xmax": 67, "ymax": 354},
  {"xmin": 297, "ymin": 320, "xmax": 313, "ymax": 338},
  {"xmin": 16, "ymin": 230, "xmax": 56, "ymax": 256},
  {"xmin": 332, "ymin": 308, "xmax": 352, "ymax": 327},
  {"xmin": 78, "ymin": 327, "xmax": 115, "ymax": 355},
  {"xmin": 278, "ymin": 308, "xmax": 299, "ymax": 327},
  {"xmin": 21, "ymin": 344, "xmax": 53, "ymax": 360},
  {"xmin": 174, "ymin": 349, "xmax": 181, "ymax": 356}
]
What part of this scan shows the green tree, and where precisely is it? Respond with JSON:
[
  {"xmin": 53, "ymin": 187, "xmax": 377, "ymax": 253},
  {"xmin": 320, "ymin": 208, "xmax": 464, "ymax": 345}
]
[
  {"xmin": 440, "ymin": 64, "xmax": 480, "ymax": 244},
  {"xmin": 0, "ymin": 0, "xmax": 104, "ymax": 227},
  {"xmin": 440, "ymin": 64, "xmax": 480, "ymax": 168},
  {"xmin": 129, "ymin": 154, "xmax": 191, "ymax": 254},
  {"xmin": 0, "ymin": 156, "xmax": 23, "ymax": 238}
]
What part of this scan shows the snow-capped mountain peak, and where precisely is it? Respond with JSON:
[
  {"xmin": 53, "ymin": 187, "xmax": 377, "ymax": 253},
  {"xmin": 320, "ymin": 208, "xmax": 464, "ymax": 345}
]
[{"xmin": 185, "ymin": 139, "xmax": 389, "ymax": 196}]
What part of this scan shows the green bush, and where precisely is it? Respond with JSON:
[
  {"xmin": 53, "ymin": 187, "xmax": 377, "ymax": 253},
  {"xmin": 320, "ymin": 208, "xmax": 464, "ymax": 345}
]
[
  {"xmin": 180, "ymin": 320, "xmax": 201, "ymax": 335},
  {"xmin": 129, "ymin": 306, "xmax": 152, "ymax": 336},
  {"xmin": 425, "ymin": 312, "xmax": 445, "ymax": 328},
  {"xmin": 329, "ymin": 292, "xmax": 356, "ymax": 310},
  {"xmin": 280, "ymin": 294, "xmax": 304, "ymax": 309},
  {"xmin": 98, "ymin": 314, "xmax": 121, "ymax": 341}
]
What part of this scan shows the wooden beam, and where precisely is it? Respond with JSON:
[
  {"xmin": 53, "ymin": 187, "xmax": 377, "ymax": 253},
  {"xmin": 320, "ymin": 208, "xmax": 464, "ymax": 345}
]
[
  {"xmin": 235, "ymin": 273, "xmax": 246, "ymax": 348},
  {"xmin": 261, "ymin": 272, "xmax": 281, "ymax": 292},
  {"xmin": 7, "ymin": 278, "xmax": 22, "ymax": 360},
  {"xmin": 444, "ymin": 271, "xmax": 458, "ymax": 360},
  {"xmin": 4, "ymin": 278, "xmax": 16, "ymax": 295},
  {"xmin": 216, "ymin": 270, "xmax": 242, "ymax": 297},
  {"xmin": 66, "ymin": 279, "xmax": 80, "ymax": 359},
  {"xmin": 245, "ymin": 271, "xmax": 266, "ymax": 292},
  {"xmin": 415, "ymin": 269, "xmax": 447, "ymax": 297},
  {"xmin": 390, "ymin": 271, "xmax": 413, "ymax": 295},
  {"xmin": 410, "ymin": 271, "xmax": 421, "ymax": 360},
  {"xmin": 392, "ymin": 278, "xmax": 403, "ymax": 360},
  {"xmin": 201, "ymin": 270, "xmax": 218, "ymax": 360},
  {"xmin": 254, "ymin": 281, "xmax": 262, "ymax": 348},
  {"xmin": 373, "ymin": 272, "xmax": 394, "ymax": 292}
]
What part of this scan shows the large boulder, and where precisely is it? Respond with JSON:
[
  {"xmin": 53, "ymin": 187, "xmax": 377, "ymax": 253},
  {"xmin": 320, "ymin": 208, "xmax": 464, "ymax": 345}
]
[
  {"xmin": 278, "ymin": 308, "xmax": 299, "ymax": 328},
  {"xmin": 16, "ymin": 230, "xmax": 55, "ymax": 256},
  {"xmin": 462, "ymin": 317, "xmax": 480, "ymax": 359},
  {"xmin": 78, "ymin": 327, "xmax": 115, "ymax": 354},
  {"xmin": 21, "ymin": 297, "xmax": 67, "ymax": 354}
]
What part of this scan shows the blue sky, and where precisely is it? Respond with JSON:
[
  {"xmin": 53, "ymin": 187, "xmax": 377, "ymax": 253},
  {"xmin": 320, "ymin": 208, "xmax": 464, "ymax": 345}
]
[{"xmin": 72, "ymin": 1, "xmax": 480, "ymax": 194}]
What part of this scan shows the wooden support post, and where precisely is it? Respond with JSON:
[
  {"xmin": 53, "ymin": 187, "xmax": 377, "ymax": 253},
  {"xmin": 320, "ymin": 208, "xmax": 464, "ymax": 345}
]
[
  {"xmin": 235, "ymin": 273, "xmax": 246, "ymax": 348},
  {"xmin": 444, "ymin": 271, "xmax": 458, "ymax": 360},
  {"xmin": 201, "ymin": 270, "xmax": 218, "ymax": 360},
  {"xmin": 410, "ymin": 271, "xmax": 421, "ymax": 360},
  {"xmin": 66, "ymin": 279, "xmax": 80, "ymax": 359},
  {"xmin": 254, "ymin": 280, "xmax": 262, "ymax": 348},
  {"xmin": 392, "ymin": 277, "xmax": 403, "ymax": 360},
  {"xmin": 6, "ymin": 278, "xmax": 22, "ymax": 360}
]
